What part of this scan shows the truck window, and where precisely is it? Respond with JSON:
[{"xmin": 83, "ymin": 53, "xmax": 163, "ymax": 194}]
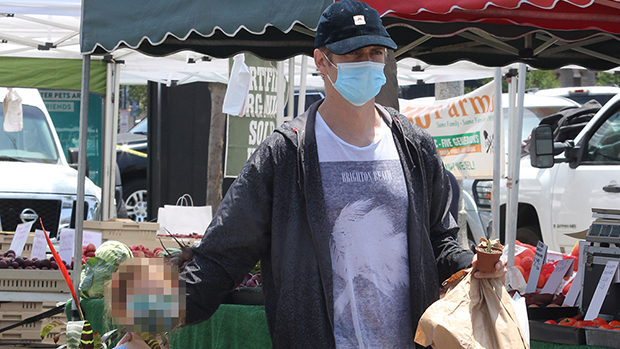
[
  {"xmin": 584, "ymin": 110, "xmax": 620, "ymax": 163},
  {"xmin": 0, "ymin": 105, "xmax": 59, "ymax": 163}
]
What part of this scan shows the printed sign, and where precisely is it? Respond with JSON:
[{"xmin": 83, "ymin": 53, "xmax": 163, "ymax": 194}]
[
  {"xmin": 225, "ymin": 53, "xmax": 282, "ymax": 178},
  {"xmin": 525, "ymin": 241, "xmax": 548, "ymax": 293},
  {"xmin": 82, "ymin": 230, "xmax": 102, "ymax": 249},
  {"xmin": 400, "ymin": 81, "xmax": 500, "ymax": 179},
  {"xmin": 9, "ymin": 221, "xmax": 35, "ymax": 257},
  {"xmin": 584, "ymin": 260, "xmax": 619, "ymax": 321},
  {"xmin": 30, "ymin": 229, "xmax": 48, "ymax": 260}
]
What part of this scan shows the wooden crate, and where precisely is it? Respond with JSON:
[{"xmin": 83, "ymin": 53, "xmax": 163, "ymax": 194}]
[
  {"xmin": 0, "ymin": 270, "xmax": 71, "ymax": 294},
  {"xmin": 0, "ymin": 232, "xmax": 34, "ymax": 258},
  {"xmin": 83, "ymin": 219, "xmax": 159, "ymax": 250}
]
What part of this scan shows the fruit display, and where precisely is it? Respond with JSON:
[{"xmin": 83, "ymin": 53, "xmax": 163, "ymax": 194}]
[
  {"xmin": 127, "ymin": 244, "xmax": 165, "ymax": 258},
  {"xmin": 236, "ymin": 261, "xmax": 262, "ymax": 289},
  {"xmin": 157, "ymin": 232, "xmax": 203, "ymax": 239},
  {"xmin": 543, "ymin": 314, "xmax": 620, "ymax": 330},
  {"xmin": 513, "ymin": 240, "xmax": 578, "ymax": 294},
  {"xmin": 0, "ymin": 249, "xmax": 72, "ymax": 270}
]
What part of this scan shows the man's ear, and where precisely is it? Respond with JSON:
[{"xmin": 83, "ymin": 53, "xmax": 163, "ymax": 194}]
[{"xmin": 314, "ymin": 48, "xmax": 328, "ymax": 75}]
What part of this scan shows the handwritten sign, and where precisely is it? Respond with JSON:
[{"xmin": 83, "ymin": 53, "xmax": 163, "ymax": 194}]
[
  {"xmin": 525, "ymin": 241, "xmax": 548, "ymax": 293},
  {"xmin": 58, "ymin": 228, "xmax": 75, "ymax": 264},
  {"xmin": 541, "ymin": 259, "xmax": 574, "ymax": 294},
  {"xmin": 585, "ymin": 260, "xmax": 619, "ymax": 321},
  {"xmin": 82, "ymin": 230, "xmax": 102, "ymax": 249},
  {"xmin": 8, "ymin": 221, "xmax": 35, "ymax": 256},
  {"xmin": 30, "ymin": 229, "xmax": 48, "ymax": 260}
]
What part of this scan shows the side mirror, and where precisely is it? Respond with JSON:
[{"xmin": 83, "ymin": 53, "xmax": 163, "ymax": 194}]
[
  {"xmin": 67, "ymin": 147, "xmax": 89, "ymax": 177},
  {"xmin": 530, "ymin": 125, "xmax": 555, "ymax": 168}
]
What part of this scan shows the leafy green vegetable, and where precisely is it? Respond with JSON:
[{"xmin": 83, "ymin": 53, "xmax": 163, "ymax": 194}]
[
  {"xmin": 94, "ymin": 241, "xmax": 133, "ymax": 268},
  {"xmin": 79, "ymin": 257, "xmax": 116, "ymax": 299}
]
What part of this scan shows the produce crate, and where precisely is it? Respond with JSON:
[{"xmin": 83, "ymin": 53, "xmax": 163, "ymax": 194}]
[
  {"xmin": 0, "ymin": 269, "xmax": 71, "ymax": 293},
  {"xmin": 0, "ymin": 232, "xmax": 35, "ymax": 258},
  {"xmin": 0, "ymin": 319, "xmax": 42, "ymax": 342},
  {"xmin": 0, "ymin": 301, "xmax": 43, "ymax": 312},
  {"xmin": 529, "ymin": 320, "xmax": 586, "ymax": 345},
  {"xmin": 585, "ymin": 327, "xmax": 620, "ymax": 348},
  {"xmin": 83, "ymin": 219, "xmax": 159, "ymax": 250},
  {"xmin": 0, "ymin": 301, "xmax": 47, "ymax": 343}
]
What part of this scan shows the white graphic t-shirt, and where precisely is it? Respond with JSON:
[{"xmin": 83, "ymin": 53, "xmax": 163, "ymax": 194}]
[{"xmin": 316, "ymin": 112, "xmax": 413, "ymax": 348}]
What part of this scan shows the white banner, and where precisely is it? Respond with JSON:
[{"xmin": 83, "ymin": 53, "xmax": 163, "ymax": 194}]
[{"xmin": 400, "ymin": 81, "xmax": 501, "ymax": 179}]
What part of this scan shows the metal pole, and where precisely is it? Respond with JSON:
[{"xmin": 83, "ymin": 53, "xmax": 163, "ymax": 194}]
[
  {"xmin": 287, "ymin": 57, "xmax": 295, "ymax": 121},
  {"xmin": 110, "ymin": 63, "xmax": 121, "ymax": 217},
  {"xmin": 72, "ymin": 54, "xmax": 90, "ymax": 319},
  {"xmin": 276, "ymin": 62, "xmax": 285, "ymax": 127},
  {"xmin": 506, "ymin": 63, "xmax": 527, "ymax": 266},
  {"xmin": 101, "ymin": 62, "xmax": 114, "ymax": 220},
  {"xmin": 298, "ymin": 55, "xmax": 308, "ymax": 116},
  {"xmin": 491, "ymin": 68, "xmax": 502, "ymax": 242}
]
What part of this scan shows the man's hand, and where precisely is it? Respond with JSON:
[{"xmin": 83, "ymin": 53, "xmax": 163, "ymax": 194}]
[{"xmin": 471, "ymin": 254, "xmax": 507, "ymax": 283}]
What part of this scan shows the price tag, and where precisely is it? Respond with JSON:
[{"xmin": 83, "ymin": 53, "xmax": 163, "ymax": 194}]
[
  {"xmin": 541, "ymin": 259, "xmax": 574, "ymax": 294},
  {"xmin": 584, "ymin": 260, "xmax": 619, "ymax": 321},
  {"xmin": 30, "ymin": 229, "xmax": 48, "ymax": 260},
  {"xmin": 82, "ymin": 230, "xmax": 102, "ymax": 249},
  {"xmin": 8, "ymin": 221, "xmax": 34, "ymax": 256},
  {"xmin": 525, "ymin": 241, "xmax": 548, "ymax": 293},
  {"xmin": 58, "ymin": 228, "xmax": 75, "ymax": 264}
]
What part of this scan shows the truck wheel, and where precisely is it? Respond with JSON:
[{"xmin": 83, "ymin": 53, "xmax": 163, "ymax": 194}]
[
  {"xmin": 516, "ymin": 225, "xmax": 541, "ymax": 246},
  {"xmin": 124, "ymin": 179, "xmax": 147, "ymax": 222}
]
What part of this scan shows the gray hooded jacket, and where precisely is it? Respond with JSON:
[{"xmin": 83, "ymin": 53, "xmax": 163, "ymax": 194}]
[{"xmin": 181, "ymin": 100, "xmax": 474, "ymax": 348}]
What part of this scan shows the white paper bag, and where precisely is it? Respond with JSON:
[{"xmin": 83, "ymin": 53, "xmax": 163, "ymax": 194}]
[
  {"xmin": 3, "ymin": 88, "xmax": 23, "ymax": 132},
  {"xmin": 157, "ymin": 194, "xmax": 212, "ymax": 236}
]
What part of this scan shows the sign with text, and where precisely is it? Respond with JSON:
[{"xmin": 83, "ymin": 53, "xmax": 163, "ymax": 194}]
[
  {"xmin": 82, "ymin": 230, "xmax": 102, "ymax": 249},
  {"xmin": 225, "ymin": 53, "xmax": 282, "ymax": 178},
  {"xmin": 30, "ymin": 229, "xmax": 48, "ymax": 260},
  {"xmin": 58, "ymin": 228, "xmax": 103, "ymax": 263},
  {"xmin": 9, "ymin": 221, "xmax": 35, "ymax": 257},
  {"xmin": 400, "ymin": 81, "xmax": 501, "ymax": 179},
  {"xmin": 584, "ymin": 260, "xmax": 619, "ymax": 321},
  {"xmin": 525, "ymin": 241, "xmax": 548, "ymax": 293}
]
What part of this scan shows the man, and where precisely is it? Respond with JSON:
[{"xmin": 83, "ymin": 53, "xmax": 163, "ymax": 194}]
[{"xmin": 181, "ymin": 0, "xmax": 504, "ymax": 347}]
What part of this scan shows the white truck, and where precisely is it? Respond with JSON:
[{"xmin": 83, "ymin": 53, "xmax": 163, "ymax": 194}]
[
  {"xmin": 0, "ymin": 88, "xmax": 100, "ymax": 239},
  {"xmin": 475, "ymin": 93, "xmax": 620, "ymax": 254}
]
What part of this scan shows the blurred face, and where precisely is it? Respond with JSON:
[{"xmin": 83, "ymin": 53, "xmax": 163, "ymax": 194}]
[{"xmin": 111, "ymin": 258, "xmax": 186, "ymax": 333}]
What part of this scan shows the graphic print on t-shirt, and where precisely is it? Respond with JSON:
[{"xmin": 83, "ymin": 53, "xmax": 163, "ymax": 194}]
[{"xmin": 321, "ymin": 159, "xmax": 412, "ymax": 349}]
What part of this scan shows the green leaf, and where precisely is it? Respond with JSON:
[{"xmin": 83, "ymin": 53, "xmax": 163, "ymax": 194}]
[{"xmin": 40, "ymin": 320, "xmax": 66, "ymax": 339}]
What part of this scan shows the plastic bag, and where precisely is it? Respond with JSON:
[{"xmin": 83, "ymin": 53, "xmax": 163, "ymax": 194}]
[
  {"xmin": 3, "ymin": 88, "xmax": 23, "ymax": 132},
  {"xmin": 222, "ymin": 53, "xmax": 251, "ymax": 116},
  {"xmin": 414, "ymin": 269, "xmax": 529, "ymax": 349}
]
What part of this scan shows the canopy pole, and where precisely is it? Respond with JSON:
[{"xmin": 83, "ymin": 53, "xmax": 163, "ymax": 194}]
[
  {"xmin": 72, "ymin": 54, "xmax": 90, "ymax": 320},
  {"xmin": 298, "ymin": 55, "xmax": 308, "ymax": 116},
  {"xmin": 506, "ymin": 63, "xmax": 527, "ymax": 266},
  {"xmin": 491, "ymin": 67, "xmax": 502, "ymax": 241},
  {"xmin": 110, "ymin": 62, "xmax": 121, "ymax": 217},
  {"xmin": 287, "ymin": 57, "xmax": 295, "ymax": 121},
  {"xmin": 101, "ymin": 62, "xmax": 114, "ymax": 220},
  {"xmin": 276, "ymin": 61, "xmax": 284, "ymax": 127}
]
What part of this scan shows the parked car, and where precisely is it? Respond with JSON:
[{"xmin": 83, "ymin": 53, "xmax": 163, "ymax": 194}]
[
  {"xmin": 0, "ymin": 88, "xmax": 101, "ymax": 238},
  {"xmin": 473, "ymin": 95, "xmax": 611, "ymax": 253},
  {"xmin": 116, "ymin": 117, "xmax": 148, "ymax": 222},
  {"xmin": 534, "ymin": 85, "xmax": 620, "ymax": 106}
]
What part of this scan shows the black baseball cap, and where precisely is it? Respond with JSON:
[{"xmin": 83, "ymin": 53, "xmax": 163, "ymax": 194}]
[{"xmin": 314, "ymin": 0, "xmax": 397, "ymax": 55}]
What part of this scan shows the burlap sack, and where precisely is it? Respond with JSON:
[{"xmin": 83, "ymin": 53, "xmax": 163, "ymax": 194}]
[{"xmin": 415, "ymin": 269, "xmax": 528, "ymax": 349}]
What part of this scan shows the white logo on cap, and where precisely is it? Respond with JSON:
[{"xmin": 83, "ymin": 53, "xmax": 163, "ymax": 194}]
[{"xmin": 353, "ymin": 15, "xmax": 366, "ymax": 25}]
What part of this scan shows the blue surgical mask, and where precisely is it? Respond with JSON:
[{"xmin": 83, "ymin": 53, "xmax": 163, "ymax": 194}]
[{"xmin": 323, "ymin": 52, "xmax": 386, "ymax": 106}]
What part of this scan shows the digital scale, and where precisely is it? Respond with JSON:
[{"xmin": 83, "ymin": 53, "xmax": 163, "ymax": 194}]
[{"xmin": 579, "ymin": 209, "xmax": 620, "ymax": 319}]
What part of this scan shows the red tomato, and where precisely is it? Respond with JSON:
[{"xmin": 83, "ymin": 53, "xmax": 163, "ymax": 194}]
[
  {"xmin": 562, "ymin": 281, "xmax": 572, "ymax": 295},
  {"xmin": 559, "ymin": 318, "xmax": 577, "ymax": 326},
  {"xmin": 609, "ymin": 320, "xmax": 620, "ymax": 327},
  {"xmin": 521, "ymin": 257, "xmax": 533, "ymax": 270},
  {"xmin": 514, "ymin": 256, "xmax": 522, "ymax": 267},
  {"xmin": 537, "ymin": 273, "xmax": 549, "ymax": 288},
  {"xmin": 593, "ymin": 318, "xmax": 608, "ymax": 326},
  {"xmin": 599, "ymin": 324, "xmax": 614, "ymax": 330},
  {"xmin": 544, "ymin": 320, "xmax": 557, "ymax": 325},
  {"xmin": 520, "ymin": 248, "xmax": 535, "ymax": 260}
]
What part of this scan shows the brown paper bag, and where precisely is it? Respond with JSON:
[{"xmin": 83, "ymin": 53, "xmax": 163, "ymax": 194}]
[{"xmin": 415, "ymin": 269, "xmax": 528, "ymax": 349}]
